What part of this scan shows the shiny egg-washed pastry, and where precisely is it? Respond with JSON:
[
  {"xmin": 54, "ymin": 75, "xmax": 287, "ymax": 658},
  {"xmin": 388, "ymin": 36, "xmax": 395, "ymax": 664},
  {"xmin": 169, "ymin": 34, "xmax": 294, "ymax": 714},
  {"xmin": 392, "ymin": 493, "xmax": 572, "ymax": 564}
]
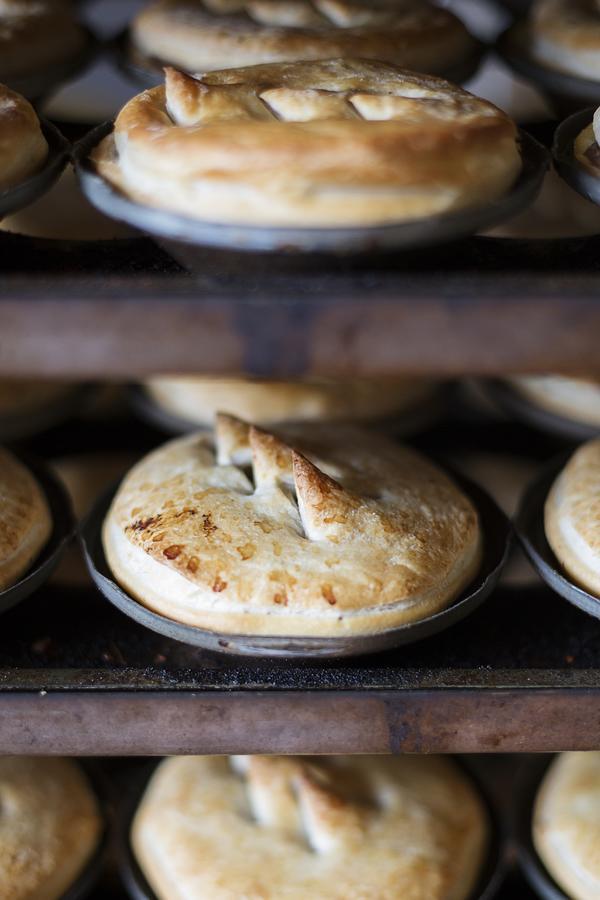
[
  {"xmin": 545, "ymin": 438, "xmax": 600, "ymax": 597},
  {"xmin": 0, "ymin": 447, "xmax": 51, "ymax": 591},
  {"xmin": 508, "ymin": 375, "xmax": 600, "ymax": 428},
  {"xmin": 0, "ymin": 1, "xmax": 85, "ymax": 79},
  {"xmin": 531, "ymin": 0, "xmax": 600, "ymax": 80},
  {"xmin": 534, "ymin": 752, "xmax": 600, "ymax": 900},
  {"xmin": 92, "ymin": 59, "xmax": 521, "ymax": 227},
  {"xmin": 102, "ymin": 415, "xmax": 482, "ymax": 637},
  {"xmin": 575, "ymin": 106, "xmax": 600, "ymax": 176},
  {"xmin": 143, "ymin": 376, "xmax": 439, "ymax": 427},
  {"xmin": 0, "ymin": 757, "xmax": 101, "ymax": 900},
  {"xmin": 0, "ymin": 84, "xmax": 47, "ymax": 191},
  {"xmin": 133, "ymin": 755, "xmax": 489, "ymax": 900},
  {"xmin": 131, "ymin": 0, "xmax": 475, "ymax": 76}
]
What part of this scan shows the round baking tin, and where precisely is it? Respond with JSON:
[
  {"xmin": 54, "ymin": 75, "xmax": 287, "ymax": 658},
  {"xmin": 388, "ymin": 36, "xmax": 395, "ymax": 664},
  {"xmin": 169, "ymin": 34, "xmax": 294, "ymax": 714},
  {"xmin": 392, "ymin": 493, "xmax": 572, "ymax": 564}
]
[
  {"xmin": 0, "ymin": 454, "xmax": 74, "ymax": 616},
  {"xmin": 496, "ymin": 21, "xmax": 600, "ymax": 114},
  {"xmin": 117, "ymin": 758, "xmax": 506, "ymax": 900},
  {"xmin": 112, "ymin": 28, "xmax": 487, "ymax": 92},
  {"xmin": 553, "ymin": 107, "xmax": 600, "ymax": 206},
  {"xmin": 514, "ymin": 755, "xmax": 570, "ymax": 900},
  {"xmin": 0, "ymin": 119, "xmax": 69, "ymax": 220},
  {"xmin": 482, "ymin": 378, "xmax": 600, "ymax": 442},
  {"xmin": 61, "ymin": 761, "xmax": 110, "ymax": 900},
  {"xmin": 515, "ymin": 454, "xmax": 600, "ymax": 620},
  {"xmin": 2, "ymin": 27, "xmax": 98, "ymax": 104},
  {"xmin": 74, "ymin": 122, "xmax": 548, "ymax": 257},
  {"xmin": 80, "ymin": 471, "xmax": 510, "ymax": 659},
  {"xmin": 0, "ymin": 383, "xmax": 96, "ymax": 442}
]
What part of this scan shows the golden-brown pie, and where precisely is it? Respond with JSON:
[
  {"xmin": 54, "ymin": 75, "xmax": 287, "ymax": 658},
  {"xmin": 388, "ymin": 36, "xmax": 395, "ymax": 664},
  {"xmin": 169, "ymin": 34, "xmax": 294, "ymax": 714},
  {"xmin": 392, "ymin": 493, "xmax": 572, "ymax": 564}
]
[
  {"xmin": 143, "ymin": 376, "xmax": 439, "ymax": 427},
  {"xmin": 545, "ymin": 438, "xmax": 600, "ymax": 597},
  {"xmin": 102, "ymin": 415, "xmax": 482, "ymax": 637},
  {"xmin": 531, "ymin": 0, "xmax": 600, "ymax": 80},
  {"xmin": 0, "ymin": 757, "xmax": 101, "ymax": 900},
  {"xmin": 574, "ymin": 107, "xmax": 600, "ymax": 176},
  {"xmin": 130, "ymin": 0, "xmax": 476, "ymax": 77},
  {"xmin": 0, "ymin": 84, "xmax": 47, "ymax": 191},
  {"xmin": 534, "ymin": 752, "xmax": 600, "ymax": 900},
  {"xmin": 92, "ymin": 59, "xmax": 521, "ymax": 227},
  {"xmin": 133, "ymin": 755, "xmax": 489, "ymax": 900},
  {"xmin": 0, "ymin": 447, "xmax": 52, "ymax": 591},
  {"xmin": 0, "ymin": 1, "xmax": 85, "ymax": 79},
  {"xmin": 508, "ymin": 375, "xmax": 600, "ymax": 427}
]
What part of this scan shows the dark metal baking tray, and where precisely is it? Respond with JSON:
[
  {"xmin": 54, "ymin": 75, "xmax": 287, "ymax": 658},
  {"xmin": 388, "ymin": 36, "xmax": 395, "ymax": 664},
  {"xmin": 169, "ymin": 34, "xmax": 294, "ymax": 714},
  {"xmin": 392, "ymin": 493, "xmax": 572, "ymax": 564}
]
[
  {"xmin": 2, "ymin": 28, "xmax": 99, "ymax": 104},
  {"xmin": 74, "ymin": 122, "xmax": 548, "ymax": 257},
  {"xmin": 0, "ymin": 454, "xmax": 73, "ymax": 616},
  {"xmin": 553, "ymin": 107, "xmax": 600, "ymax": 205},
  {"xmin": 0, "ymin": 120, "xmax": 69, "ymax": 220},
  {"xmin": 115, "ymin": 758, "xmax": 506, "ymax": 900},
  {"xmin": 516, "ymin": 454, "xmax": 600, "ymax": 619}
]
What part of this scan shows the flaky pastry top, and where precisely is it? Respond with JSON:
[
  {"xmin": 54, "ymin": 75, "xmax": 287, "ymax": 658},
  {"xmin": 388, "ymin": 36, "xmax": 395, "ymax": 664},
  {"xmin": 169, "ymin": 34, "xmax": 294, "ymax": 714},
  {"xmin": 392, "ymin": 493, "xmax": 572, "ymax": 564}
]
[
  {"xmin": 103, "ymin": 415, "xmax": 482, "ymax": 637},
  {"xmin": 0, "ymin": 447, "xmax": 51, "ymax": 591}
]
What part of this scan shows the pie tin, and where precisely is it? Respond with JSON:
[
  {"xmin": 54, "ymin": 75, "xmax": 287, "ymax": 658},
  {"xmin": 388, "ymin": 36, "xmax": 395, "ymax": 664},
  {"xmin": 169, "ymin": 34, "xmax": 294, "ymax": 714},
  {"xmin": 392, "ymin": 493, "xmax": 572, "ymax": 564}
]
[
  {"xmin": 2, "ymin": 28, "xmax": 99, "ymax": 104},
  {"xmin": 0, "ymin": 119, "xmax": 69, "ymax": 220},
  {"xmin": 74, "ymin": 122, "xmax": 548, "ymax": 257},
  {"xmin": 80, "ymin": 471, "xmax": 510, "ymax": 659},
  {"xmin": 496, "ymin": 21, "xmax": 600, "ymax": 115},
  {"xmin": 112, "ymin": 28, "xmax": 487, "ymax": 92},
  {"xmin": 0, "ymin": 454, "xmax": 74, "ymax": 617},
  {"xmin": 127, "ymin": 381, "xmax": 455, "ymax": 440},
  {"xmin": 513, "ymin": 755, "xmax": 570, "ymax": 900},
  {"xmin": 116, "ymin": 758, "xmax": 506, "ymax": 900},
  {"xmin": 482, "ymin": 378, "xmax": 600, "ymax": 442},
  {"xmin": 515, "ymin": 454, "xmax": 600, "ymax": 620},
  {"xmin": 552, "ymin": 107, "xmax": 600, "ymax": 206},
  {"xmin": 61, "ymin": 761, "xmax": 110, "ymax": 900},
  {"xmin": 0, "ymin": 383, "xmax": 96, "ymax": 443}
]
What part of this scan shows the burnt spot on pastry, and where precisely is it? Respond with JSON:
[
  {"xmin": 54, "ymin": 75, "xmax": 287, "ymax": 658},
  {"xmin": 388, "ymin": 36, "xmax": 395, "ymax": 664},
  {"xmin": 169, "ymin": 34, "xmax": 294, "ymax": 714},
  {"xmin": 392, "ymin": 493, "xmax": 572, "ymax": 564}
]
[
  {"xmin": 163, "ymin": 544, "xmax": 183, "ymax": 560},
  {"xmin": 321, "ymin": 584, "xmax": 337, "ymax": 605},
  {"xmin": 212, "ymin": 575, "xmax": 228, "ymax": 592},
  {"xmin": 273, "ymin": 592, "xmax": 288, "ymax": 606},
  {"xmin": 187, "ymin": 556, "xmax": 200, "ymax": 573},
  {"xmin": 202, "ymin": 513, "xmax": 218, "ymax": 536},
  {"xmin": 236, "ymin": 542, "xmax": 256, "ymax": 560},
  {"xmin": 128, "ymin": 514, "xmax": 163, "ymax": 533}
]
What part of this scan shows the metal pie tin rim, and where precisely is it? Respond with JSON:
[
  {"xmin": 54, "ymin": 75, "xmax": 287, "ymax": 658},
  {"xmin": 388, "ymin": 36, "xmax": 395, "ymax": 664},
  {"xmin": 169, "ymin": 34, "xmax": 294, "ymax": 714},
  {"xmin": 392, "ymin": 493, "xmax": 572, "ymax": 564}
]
[
  {"xmin": 74, "ymin": 121, "xmax": 548, "ymax": 255},
  {"xmin": 116, "ymin": 757, "xmax": 506, "ymax": 900},
  {"xmin": 552, "ymin": 107, "xmax": 600, "ymax": 206},
  {"xmin": 80, "ymin": 467, "xmax": 511, "ymax": 659},
  {"xmin": 0, "ymin": 119, "xmax": 69, "ymax": 219},
  {"xmin": 515, "ymin": 453, "xmax": 600, "ymax": 618},
  {"xmin": 0, "ymin": 453, "xmax": 74, "ymax": 616},
  {"xmin": 0, "ymin": 383, "xmax": 96, "ymax": 442},
  {"xmin": 483, "ymin": 378, "xmax": 600, "ymax": 442}
]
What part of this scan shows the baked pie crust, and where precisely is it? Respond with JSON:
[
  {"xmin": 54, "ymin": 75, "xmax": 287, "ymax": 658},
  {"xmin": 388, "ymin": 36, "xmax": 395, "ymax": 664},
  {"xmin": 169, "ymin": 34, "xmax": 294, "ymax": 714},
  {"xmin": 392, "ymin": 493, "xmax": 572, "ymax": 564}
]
[
  {"xmin": 0, "ymin": 0, "xmax": 85, "ymax": 79},
  {"xmin": 531, "ymin": 0, "xmax": 600, "ymax": 80},
  {"xmin": 0, "ymin": 447, "xmax": 52, "ymax": 591},
  {"xmin": 0, "ymin": 84, "xmax": 47, "ymax": 191},
  {"xmin": 102, "ymin": 415, "xmax": 482, "ymax": 636},
  {"xmin": 131, "ymin": 0, "xmax": 475, "ymax": 76},
  {"xmin": 143, "ymin": 376, "xmax": 439, "ymax": 426},
  {"xmin": 545, "ymin": 438, "xmax": 600, "ymax": 597},
  {"xmin": 508, "ymin": 375, "xmax": 600, "ymax": 427},
  {"xmin": 133, "ymin": 754, "xmax": 489, "ymax": 900},
  {"xmin": 0, "ymin": 757, "xmax": 101, "ymax": 900},
  {"xmin": 574, "ymin": 108, "xmax": 600, "ymax": 177},
  {"xmin": 534, "ymin": 752, "xmax": 600, "ymax": 900},
  {"xmin": 92, "ymin": 59, "xmax": 521, "ymax": 227}
]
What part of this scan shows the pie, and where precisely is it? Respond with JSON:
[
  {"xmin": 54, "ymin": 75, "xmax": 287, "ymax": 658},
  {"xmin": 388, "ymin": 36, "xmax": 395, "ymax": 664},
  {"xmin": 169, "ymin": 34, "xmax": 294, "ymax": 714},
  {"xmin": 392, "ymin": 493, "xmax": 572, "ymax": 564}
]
[
  {"xmin": 574, "ymin": 107, "xmax": 600, "ymax": 176},
  {"xmin": 133, "ymin": 754, "xmax": 489, "ymax": 900},
  {"xmin": 0, "ymin": 0, "xmax": 85, "ymax": 79},
  {"xmin": 0, "ymin": 757, "xmax": 101, "ymax": 900},
  {"xmin": 545, "ymin": 438, "xmax": 600, "ymax": 597},
  {"xmin": 102, "ymin": 415, "xmax": 482, "ymax": 637},
  {"xmin": 531, "ymin": 0, "xmax": 600, "ymax": 80},
  {"xmin": 0, "ymin": 84, "xmax": 47, "ymax": 191},
  {"xmin": 92, "ymin": 59, "xmax": 521, "ymax": 227},
  {"xmin": 534, "ymin": 752, "xmax": 600, "ymax": 900},
  {"xmin": 142, "ymin": 376, "xmax": 440, "ymax": 427},
  {"xmin": 508, "ymin": 375, "xmax": 600, "ymax": 427},
  {"xmin": 0, "ymin": 448, "xmax": 52, "ymax": 591},
  {"xmin": 130, "ymin": 0, "xmax": 476, "ymax": 77}
]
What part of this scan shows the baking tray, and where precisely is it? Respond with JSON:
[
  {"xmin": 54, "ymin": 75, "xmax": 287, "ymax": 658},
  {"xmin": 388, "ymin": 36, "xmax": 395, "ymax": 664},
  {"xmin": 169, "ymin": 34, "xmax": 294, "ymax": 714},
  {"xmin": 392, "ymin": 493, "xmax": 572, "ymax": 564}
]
[
  {"xmin": 111, "ymin": 27, "xmax": 488, "ymax": 92},
  {"xmin": 74, "ymin": 122, "xmax": 548, "ymax": 258},
  {"xmin": 553, "ymin": 107, "xmax": 600, "ymax": 205},
  {"xmin": 496, "ymin": 21, "xmax": 600, "ymax": 115},
  {"xmin": 0, "ymin": 383, "xmax": 96, "ymax": 442},
  {"xmin": 0, "ymin": 119, "xmax": 69, "ymax": 220},
  {"xmin": 516, "ymin": 454, "xmax": 600, "ymax": 620},
  {"xmin": 116, "ymin": 758, "xmax": 506, "ymax": 900},
  {"xmin": 80, "ymin": 470, "xmax": 510, "ymax": 659},
  {"xmin": 514, "ymin": 755, "xmax": 569, "ymax": 900},
  {"xmin": 483, "ymin": 378, "xmax": 600, "ymax": 442},
  {"xmin": 0, "ymin": 453, "xmax": 73, "ymax": 616}
]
